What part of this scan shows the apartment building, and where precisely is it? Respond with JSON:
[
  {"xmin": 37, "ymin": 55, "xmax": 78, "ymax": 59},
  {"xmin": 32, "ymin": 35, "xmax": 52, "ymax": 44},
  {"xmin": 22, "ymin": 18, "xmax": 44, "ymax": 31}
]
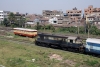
[
  {"xmin": 66, "ymin": 7, "xmax": 82, "ymax": 22},
  {"xmin": 0, "ymin": 10, "xmax": 10, "ymax": 22},
  {"xmin": 42, "ymin": 10, "xmax": 63, "ymax": 18},
  {"xmin": 86, "ymin": 15, "xmax": 100, "ymax": 25},
  {"xmin": 84, "ymin": 5, "xmax": 100, "ymax": 18}
]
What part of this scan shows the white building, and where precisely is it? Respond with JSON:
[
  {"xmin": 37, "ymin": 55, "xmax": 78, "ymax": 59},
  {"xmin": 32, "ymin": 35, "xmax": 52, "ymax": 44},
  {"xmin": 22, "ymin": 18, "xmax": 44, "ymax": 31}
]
[
  {"xmin": 0, "ymin": 10, "xmax": 10, "ymax": 22},
  {"xmin": 49, "ymin": 17, "xmax": 58, "ymax": 24}
]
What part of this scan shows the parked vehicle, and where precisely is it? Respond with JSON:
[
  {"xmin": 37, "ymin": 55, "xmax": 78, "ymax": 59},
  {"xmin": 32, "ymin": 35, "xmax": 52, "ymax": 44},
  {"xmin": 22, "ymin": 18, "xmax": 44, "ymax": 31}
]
[{"xmin": 13, "ymin": 28, "xmax": 37, "ymax": 38}]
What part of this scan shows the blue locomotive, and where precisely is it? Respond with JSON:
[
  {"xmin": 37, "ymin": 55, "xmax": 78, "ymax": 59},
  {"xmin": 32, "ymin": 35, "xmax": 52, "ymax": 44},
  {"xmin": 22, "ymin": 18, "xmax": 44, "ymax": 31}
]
[{"xmin": 35, "ymin": 33, "xmax": 100, "ymax": 55}]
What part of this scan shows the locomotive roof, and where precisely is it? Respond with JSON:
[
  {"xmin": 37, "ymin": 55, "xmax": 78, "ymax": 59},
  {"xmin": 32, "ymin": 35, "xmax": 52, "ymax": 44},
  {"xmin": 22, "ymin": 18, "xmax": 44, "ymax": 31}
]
[
  {"xmin": 68, "ymin": 36, "xmax": 77, "ymax": 40},
  {"xmin": 13, "ymin": 28, "xmax": 37, "ymax": 32},
  {"xmin": 86, "ymin": 38, "xmax": 100, "ymax": 44},
  {"xmin": 38, "ymin": 33, "xmax": 68, "ymax": 38}
]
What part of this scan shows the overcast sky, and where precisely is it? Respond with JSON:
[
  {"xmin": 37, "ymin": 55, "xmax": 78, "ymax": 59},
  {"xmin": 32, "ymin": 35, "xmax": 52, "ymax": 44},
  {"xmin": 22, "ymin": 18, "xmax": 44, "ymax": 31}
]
[{"xmin": 0, "ymin": 0, "xmax": 100, "ymax": 14}]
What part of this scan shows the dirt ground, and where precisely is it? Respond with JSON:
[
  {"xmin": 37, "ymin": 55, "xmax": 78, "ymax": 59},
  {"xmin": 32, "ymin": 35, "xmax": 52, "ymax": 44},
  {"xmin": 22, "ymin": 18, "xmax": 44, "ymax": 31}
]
[{"xmin": 49, "ymin": 54, "xmax": 76, "ymax": 67}]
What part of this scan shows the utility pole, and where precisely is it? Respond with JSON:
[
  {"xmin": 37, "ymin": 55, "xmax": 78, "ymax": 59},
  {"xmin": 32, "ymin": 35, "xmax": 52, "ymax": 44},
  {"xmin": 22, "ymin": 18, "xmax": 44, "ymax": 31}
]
[
  {"xmin": 77, "ymin": 20, "xmax": 80, "ymax": 35},
  {"xmin": 88, "ymin": 23, "xmax": 89, "ymax": 38},
  {"xmin": 84, "ymin": 21, "xmax": 86, "ymax": 34}
]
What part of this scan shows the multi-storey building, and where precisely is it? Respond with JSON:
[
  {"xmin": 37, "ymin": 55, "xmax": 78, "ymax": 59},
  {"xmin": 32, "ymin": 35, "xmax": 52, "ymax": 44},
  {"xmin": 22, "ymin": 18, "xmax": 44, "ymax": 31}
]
[
  {"xmin": 86, "ymin": 15, "xmax": 100, "ymax": 25},
  {"xmin": 84, "ymin": 5, "xmax": 100, "ymax": 18},
  {"xmin": 0, "ymin": 10, "xmax": 10, "ymax": 22},
  {"xmin": 66, "ymin": 7, "xmax": 82, "ymax": 22},
  {"xmin": 42, "ymin": 10, "xmax": 63, "ymax": 18}
]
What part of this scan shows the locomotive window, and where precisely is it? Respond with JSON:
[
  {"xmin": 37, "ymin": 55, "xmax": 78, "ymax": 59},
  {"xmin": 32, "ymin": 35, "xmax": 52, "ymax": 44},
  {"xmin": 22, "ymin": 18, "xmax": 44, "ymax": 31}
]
[
  {"xmin": 37, "ymin": 36, "xmax": 40, "ymax": 38},
  {"xmin": 54, "ymin": 38, "xmax": 62, "ymax": 40},
  {"xmin": 49, "ymin": 37, "xmax": 54, "ymax": 40},
  {"xmin": 70, "ymin": 40, "xmax": 73, "ymax": 43},
  {"xmin": 40, "ymin": 36, "xmax": 44, "ymax": 40},
  {"xmin": 58, "ymin": 38, "xmax": 63, "ymax": 40},
  {"xmin": 63, "ymin": 39, "xmax": 66, "ymax": 41},
  {"xmin": 66, "ymin": 39, "xmax": 68, "ymax": 42},
  {"xmin": 45, "ymin": 37, "xmax": 49, "ymax": 39}
]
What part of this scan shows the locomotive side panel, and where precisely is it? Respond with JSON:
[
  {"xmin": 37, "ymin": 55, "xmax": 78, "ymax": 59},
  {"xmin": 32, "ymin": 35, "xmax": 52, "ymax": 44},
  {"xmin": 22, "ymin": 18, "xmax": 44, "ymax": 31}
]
[{"xmin": 36, "ymin": 35, "xmax": 65, "ymax": 47}]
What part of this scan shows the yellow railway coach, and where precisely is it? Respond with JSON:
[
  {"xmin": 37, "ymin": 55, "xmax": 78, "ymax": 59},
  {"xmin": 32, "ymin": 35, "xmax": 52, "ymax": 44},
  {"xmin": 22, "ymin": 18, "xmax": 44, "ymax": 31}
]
[{"xmin": 13, "ymin": 28, "xmax": 37, "ymax": 38}]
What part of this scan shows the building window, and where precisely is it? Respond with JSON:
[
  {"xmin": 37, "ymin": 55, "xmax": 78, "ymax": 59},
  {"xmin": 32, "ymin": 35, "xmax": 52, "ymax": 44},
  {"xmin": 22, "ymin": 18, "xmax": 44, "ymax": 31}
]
[
  {"xmin": 79, "ymin": 11, "xmax": 81, "ymax": 13},
  {"xmin": 53, "ymin": 21, "xmax": 57, "ymax": 23},
  {"xmin": 1, "ymin": 18, "xmax": 3, "ymax": 20},
  {"xmin": 0, "ymin": 12, "xmax": 2, "ymax": 14},
  {"xmin": 78, "ymin": 18, "xmax": 80, "ymax": 19}
]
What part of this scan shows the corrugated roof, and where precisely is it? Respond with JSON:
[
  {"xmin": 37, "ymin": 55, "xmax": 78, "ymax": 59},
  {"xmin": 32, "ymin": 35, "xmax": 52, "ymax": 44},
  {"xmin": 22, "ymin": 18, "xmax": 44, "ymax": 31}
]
[
  {"xmin": 68, "ymin": 36, "xmax": 77, "ymax": 40},
  {"xmin": 13, "ymin": 28, "xmax": 37, "ymax": 32},
  {"xmin": 38, "ymin": 33, "xmax": 68, "ymax": 38},
  {"xmin": 86, "ymin": 38, "xmax": 100, "ymax": 44}
]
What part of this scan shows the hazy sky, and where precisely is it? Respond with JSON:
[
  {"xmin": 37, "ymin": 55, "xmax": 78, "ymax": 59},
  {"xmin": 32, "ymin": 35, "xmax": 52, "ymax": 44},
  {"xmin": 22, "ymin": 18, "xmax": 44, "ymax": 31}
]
[{"xmin": 0, "ymin": 0, "xmax": 100, "ymax": 14}]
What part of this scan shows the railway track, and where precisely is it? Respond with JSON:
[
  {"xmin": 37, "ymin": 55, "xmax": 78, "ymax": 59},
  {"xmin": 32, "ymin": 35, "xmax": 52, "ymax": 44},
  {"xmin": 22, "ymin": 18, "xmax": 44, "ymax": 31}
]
[
  {"xmin": 0, "ymin": 35, "xmax": 35, "ymax": 44},
  {"xmin": 0, "ymin": 26, "xmax": 12, "ymax": 31}
]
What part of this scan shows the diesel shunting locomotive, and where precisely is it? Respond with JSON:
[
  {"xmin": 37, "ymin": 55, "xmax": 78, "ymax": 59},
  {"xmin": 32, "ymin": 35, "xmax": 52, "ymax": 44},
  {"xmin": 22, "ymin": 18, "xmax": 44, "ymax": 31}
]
[{"xmin": 35, "ymin": 33, "xmax": 100, "ymax": 55}]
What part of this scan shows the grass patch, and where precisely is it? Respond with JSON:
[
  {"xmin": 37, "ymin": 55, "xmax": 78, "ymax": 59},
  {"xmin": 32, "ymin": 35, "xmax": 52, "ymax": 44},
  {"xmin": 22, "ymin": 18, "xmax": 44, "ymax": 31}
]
[
  {"xmin": 0, "ymin": 38, "xmax": 100, "ymax": 67},
  {"xmin": 84, "ymin": 59, "xmax": 99, "ymax": 66},
  {"xmin": 7, "ymin": 57, "xmax": 25, "ymax": 67}
]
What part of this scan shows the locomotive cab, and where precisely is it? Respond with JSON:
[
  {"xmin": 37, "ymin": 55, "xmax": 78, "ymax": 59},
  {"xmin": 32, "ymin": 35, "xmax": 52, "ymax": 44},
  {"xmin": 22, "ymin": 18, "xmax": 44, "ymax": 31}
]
[{"xmin": 61, "ymin": 36, "xmax": 84, "ymax": 51}]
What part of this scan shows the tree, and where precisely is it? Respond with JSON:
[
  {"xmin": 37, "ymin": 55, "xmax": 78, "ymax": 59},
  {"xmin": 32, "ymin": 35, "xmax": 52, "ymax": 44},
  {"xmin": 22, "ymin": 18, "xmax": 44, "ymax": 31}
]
[
  {"xmin": 96, "ymin": 29, "xmax": 100, "ymax": 35},
  {"xmin": 89, "ymin": 26, "xmax": 97, "ymax": 35},
  {"xmin": 3, "ymin": 18, "xmax": 9, "ymax": 27},
  {"xmin": 79, "ymin": 27, "xmax": 84, "ymax": 34},
  {"xmin": 8, "ymin": 13, "xmax": 16, "ymax": 27},
  {"xmin": 21, "ymin": 17, "xmax": 26, "ymax": 27},
  {"xmin": 37, "ymin": 22, "xmax": 39, "ymax": 30},
  {"xmin": 18, "ymin": 16, "xmax": 26, "ymax": 27},
  {"xmin": 41, "ymin": 22, "xmax": 46, "ymax": 31}
]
